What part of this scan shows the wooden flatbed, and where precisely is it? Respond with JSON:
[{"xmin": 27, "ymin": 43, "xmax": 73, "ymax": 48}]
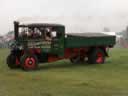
[
  {"xmin": 65, "ymin": 32, "xmax": 116, "ymax": 48},
  {"xmin": 67, "ymin": 32, "xmax": 115, "ymax": 37}
]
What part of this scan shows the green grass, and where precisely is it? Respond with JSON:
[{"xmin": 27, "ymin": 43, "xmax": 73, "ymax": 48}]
[{"xmin": 0, "ymin": 48, "xmax": 128, "ymax": 96}]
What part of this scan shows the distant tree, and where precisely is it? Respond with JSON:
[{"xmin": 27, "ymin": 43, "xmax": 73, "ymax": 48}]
[
  {"xmin": 103, "ymin": 27, "xmax": 110, "ymax": 32},
  {"xmin": 124, "ymin": 26, "xmax": 128, "ymax": 42},
  {"xmin": 7, "ymin": 31, "xmax": 14, "ymax": 35},
  {"xmin": 126, "ymin": 26, "xmax": 128, "ymax": 37}
]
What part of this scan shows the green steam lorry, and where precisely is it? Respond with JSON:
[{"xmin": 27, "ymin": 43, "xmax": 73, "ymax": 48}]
[{"xmin": 6, "ymin": 21, "xmax": 116, "ymax": 71}]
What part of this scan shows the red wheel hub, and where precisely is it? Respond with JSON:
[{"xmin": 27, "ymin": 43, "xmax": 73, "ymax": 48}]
[
  {"xmin": 24, "ymin": 57, "xmax": 36, "ymax": 68},
  {"xmin": 96, "ymin": 52, "xmax": 103, "ymax": 64},
  {"xmin": 16, "ymin": 57, "xmax": 20, "ymax": 65}
]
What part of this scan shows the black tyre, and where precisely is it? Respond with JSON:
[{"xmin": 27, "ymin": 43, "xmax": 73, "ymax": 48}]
[
  {"xmin": 20, "ymin": 54, "xmax": 38, "ymax": 71},
  {"xmin": 6, "ymin": 54, "xmax": 19, "ymax": 69},
  {"xmin": 88, "ymin": 48, "xmax": 105, "ymax": 64}
]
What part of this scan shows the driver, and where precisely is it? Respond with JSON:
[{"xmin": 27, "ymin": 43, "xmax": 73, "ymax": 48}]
[{"xmin": 45, "ymin": 28, "xmax": 52, "ymax": 41}]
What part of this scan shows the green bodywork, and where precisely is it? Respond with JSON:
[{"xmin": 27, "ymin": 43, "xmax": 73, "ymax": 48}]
[
  {"xmin": 51, "ymin": 27, "xmax": 65, "ymax": 56},
  {"xmin": 18, "ymin": 33, "xmax": 115, "ymax": 56},
  {"xmin": 13, "ymin": 21, "xmax": 116, "ymax": 57},
  {"xmin": 65, "ymin": 33, "xmax": 116, "ymax": 48}
]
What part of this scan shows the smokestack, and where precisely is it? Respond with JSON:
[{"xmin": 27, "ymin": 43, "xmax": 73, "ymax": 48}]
[{"xmin": 14, "ymin": 21, "xmax": 19, "ymax": 40}]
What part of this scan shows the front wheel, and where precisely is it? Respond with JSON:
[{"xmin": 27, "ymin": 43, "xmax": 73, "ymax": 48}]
[
  {"xmin": 88, "ymin": 48, "xmax": 105, "ymax": 64},
  {"xmin": 20, "ymin": 54, "xmax": 38, "ymax": 71},
  {"xmin": 6, "ymin": 54, "xmax": 19, "ymax": 69}
]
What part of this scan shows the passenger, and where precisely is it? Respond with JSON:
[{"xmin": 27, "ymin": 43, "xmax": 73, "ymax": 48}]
[
  {"xmin": 45, "ymin": 28, "xmax": 52, "ymax": 41},
  {"xmin": 33, "ymin": 28, "xmax": 41, "ymax": 38},
  {"xmin": 27, "ymin": 29, "xmax": 33, "ymax": 38},
  {"xmin": 45, "ymin": 32, "xmax": 52, "ymax": 41}
]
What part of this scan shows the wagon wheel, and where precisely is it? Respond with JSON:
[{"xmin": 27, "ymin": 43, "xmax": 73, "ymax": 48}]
[
  {"xmin": 20, "ymin": 54, "xmax": 38, "ymax": 71},
  {"xmin": 6, "ymin": 54, "xmax": 20, "ymax": 69},
  {"xmin": 88, "ymin": 48, "xmax": 105, "ymax": 64}
]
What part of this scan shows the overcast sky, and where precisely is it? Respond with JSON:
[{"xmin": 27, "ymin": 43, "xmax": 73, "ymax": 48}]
[{"xmin": 0, "ymin": 0, "xmax": 128, "ymax": 35}]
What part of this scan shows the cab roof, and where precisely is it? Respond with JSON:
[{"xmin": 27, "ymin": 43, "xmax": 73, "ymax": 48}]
[{"xmin": 18, "ymin": 23, "xmax": 65, "ymax": 28}]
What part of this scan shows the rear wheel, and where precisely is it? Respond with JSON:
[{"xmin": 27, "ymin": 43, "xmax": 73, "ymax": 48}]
[
  {"xmin": 6, "ymin": 54, "xmax": 19, "ymax": 69},
  {"xmin": 88, "ymin": 48, "xmax": 105, "ymax": 64},
  {"xmin": 20, "ymin": 54, "xmax": 38, "ymax": 71}
]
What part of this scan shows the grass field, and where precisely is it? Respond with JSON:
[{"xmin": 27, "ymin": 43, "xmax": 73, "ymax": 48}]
[{"xmin": 0, "ymin": 48, "xmax": 128, "ymax": 96}]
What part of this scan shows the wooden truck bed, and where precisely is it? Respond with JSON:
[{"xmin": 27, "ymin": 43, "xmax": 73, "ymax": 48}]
[{"xmin": 65, "ymin": 32, "xmax": 116, "ymax": 48}]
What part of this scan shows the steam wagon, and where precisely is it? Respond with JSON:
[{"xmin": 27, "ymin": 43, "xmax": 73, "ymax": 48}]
[{"xmin": 6, "ymin": 21, "xmax": 116, "ymax": 71}]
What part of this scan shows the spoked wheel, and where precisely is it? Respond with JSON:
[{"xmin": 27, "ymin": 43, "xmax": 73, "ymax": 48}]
[
  {"xmin": 88, "ymin": 48, "xmax": 105, "ymax": 64},
  {"xmin": 6, "ymin": 54, "xmax": 20, "ymax": 69},
  {"xmin": 20, "ymin": 54, "xmax": 38, "ymax": 71}
]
